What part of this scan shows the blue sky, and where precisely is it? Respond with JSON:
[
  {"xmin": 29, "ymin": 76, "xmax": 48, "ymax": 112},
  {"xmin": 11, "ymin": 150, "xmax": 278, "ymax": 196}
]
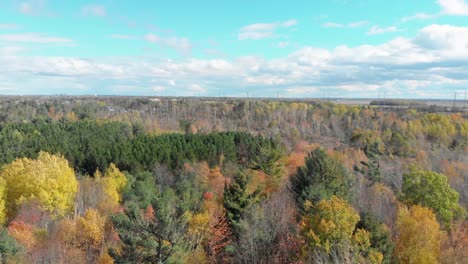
[{"xmin": 0, "ymin": 0, "xmax": 467, "ymax": 98}]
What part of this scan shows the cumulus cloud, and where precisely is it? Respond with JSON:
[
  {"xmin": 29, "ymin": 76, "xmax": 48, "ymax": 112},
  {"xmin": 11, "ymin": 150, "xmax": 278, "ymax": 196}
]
[
  {"xmin": 438, "ymin": 0, "xmax": 468, "ymax": 15},
  {"xmin": 0, "ymin": 33, "xmax": 74, "ymax": 44},
  {"xmin": 144, "ymin": 33, "xmax": 192, "ymax": 56},
  {"xmin": 323, "ymin": 20, "xmax": 368, "ymax": 28},
  {"xmin": 323, "ymin": 22, "xmax": 344, "ymax": 28},
  {"xmin": 401, "ymin": 12, "xmax": 437, "ymax": 22},
  {"xmin": 367, "ymin": 26, "xmax": 399, "ymax": 35},
  {"xmin": 19, "ymin": 2, "xmax": 33, "ymax": 15},
  {"xmin": 1, "ymin": 24, "xmax": 467, "ymax": 98},
  {"xmin": 82, "ymin": 4, "xmax": 107, "ymax": 17},
  {"xmin": 238, "ymin": 19, "xmax": 297, "ymax": 40},
  {"xmin": 0, "ymin": 24, "xmax": 20, "ymax": 30},
  {"xmin": 18, "ymin": 0, "xmax": 49, "ymax": 16},
  {"xmin": 110, "ymin": 34, "xmax": 137, "ymax": 40}
]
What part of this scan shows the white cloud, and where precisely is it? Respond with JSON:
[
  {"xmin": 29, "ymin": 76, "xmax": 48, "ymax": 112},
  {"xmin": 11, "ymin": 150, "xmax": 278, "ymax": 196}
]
[
  {"xmin": 144, "ymin": 33, "xmax": 192, "ymax": 56},
  {"xmin": 18, "ymin": 1, "xmax": 48, "ymax": 16},
  {"xmin": 238, "ymin": 19, "xmax": 297, "ymax": 40},
  {"xmin": 348, "ymin": 21, "xmax": 369, "ymax": 28},
  {"xmin": 0, "ymin": 46, "xmax": 24, "ymax": 56},
  {"xmin": 323, "ymin": 22, "xmax": 344, "ymax": 28},
  {"xmin": 111, "ymin": 34, "xmax": 137, "ymax": 40},
  {"xmin": 0, "ymin": 24, "xmax": 20, "ymax": 30},
  {"xmin": 323, "ymin": 21, "xmax": 368, "ymax": 28},
  {"xmin": 1, "ymin": 24, "xmax": 467, "ymax": 98},
  {"xmin": 367, "ymin": 26, "xmax": 399, "ymax": 35},
  {"xmin": 401, "ymin": 12, "xmax": 437, "ymax": 22},
  {"xmin": 0, "ymin": 33, "xmax": 74, "ymax": 44},
  {"xmin": 438, "ymin": 0, "xmax": 468, "ymax": 15},
  {"xmin": 19, "ymin": 2, "xmax": 33, "ymax": 15},
  {"xmin": 414, "ymin": 24, "xmax": 468, "ymax": 51},
  {"xmin": 82, "ymin": 5, "xmax": 107, "ymax": 17},
  {"xmin": 189, "ymin": 84, "xmax": 207, "ymax": 93},
  {"xmin": 277, "ymin": 41, "xmax": 291, "ymax": 48},
  {"xmin": 153, "ymin": 86, "xmax": 166, "ymax": 92}
]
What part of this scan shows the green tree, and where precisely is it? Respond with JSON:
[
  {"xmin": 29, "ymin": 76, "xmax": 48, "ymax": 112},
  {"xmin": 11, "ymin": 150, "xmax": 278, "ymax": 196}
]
[
  {"xmin": 290, "ymin": 148, "xmax": 352, "ymax": 210},
  {"xmin": 401, "ymin": 168, "xmax": 463, "ymax": 227},
  {"xmin": 360, "ymin": 142, "xmax": 382, "ymax": 183},
  {"xmin": 110, "ymin": 188, "xmax": 188, "ymax": 264},
  {"xmin": 250, "ymin": 141, "xmax": 284, "ymax": 185},
  {"xmin": 0, "ymin": 228, "xmax": 22, "ymax": 263},
  {"xmin": 356, "ymin": 213, "xmax": 394, "ymax": 264},
  {"xmin": 223, "ymin": 171, "xmax": 260, "ymax": 231}
]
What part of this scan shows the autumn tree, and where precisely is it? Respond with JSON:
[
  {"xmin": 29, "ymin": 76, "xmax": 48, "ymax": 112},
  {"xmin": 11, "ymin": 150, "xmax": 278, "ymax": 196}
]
[
  {"xmin": 395, "ymin": 205, "xmax": 442, "ymax": 264},
  {"xmin": 300, "ymin": 196, "xmax": 360, "ymax": 253},
  {"xmin": 401, "ymin": 168, "xmax": 463, "ymax": 227},
  {"xmin": 233, "ymin": 191, "xmax": 297, "ymax": 264},
  {"xmin": 0, "ymin": 152, "xmax": 78, "ymax": 219},
  {"xmin": 73, "ymin": 209, "xmax": 106, "ymax": 264},
  {"xmin": 290, "ymin": 148, "xmax": 352, "ymax": 210},
  {"xmin": 201, "ymin": 210, "xmax": 232, "ymax": 263},
  {"xmin": 0, "ymin": 178, "xmax": 5, "ymax": 224},
  {"xmin": 95, "ymin": 163, "xmax": 127, "ymax": 213}
]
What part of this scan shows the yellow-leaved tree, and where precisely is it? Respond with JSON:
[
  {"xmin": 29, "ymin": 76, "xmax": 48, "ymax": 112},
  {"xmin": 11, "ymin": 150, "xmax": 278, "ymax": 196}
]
[
  {"xmin": 0, "ymin": 152, "xmax": 78, "ymax": 218},
  {"xmin": 300, "ymin": 196, "xmax": 360, "ymax": 253},
  {"xmin": 95, "ymin": 163, "xmax": 127, "ymax": 213},
  {"xmin": 0, "ymin": 177, "xmax": 6, "ymax": 224},
  {"xmin": 396, "ymin": 205, "xmax": 442, "ymax": 264},
  {"xmin": 75, "ymin": 209, "xmax": 106, "ymax": 263}
]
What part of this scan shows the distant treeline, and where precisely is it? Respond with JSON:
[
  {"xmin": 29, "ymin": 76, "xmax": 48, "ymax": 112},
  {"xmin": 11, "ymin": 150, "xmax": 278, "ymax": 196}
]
[
  {"xmin": 0, "ymin": 120, "xmax": 282, "ymax": 175},
  {"xmin": 370, "ymin": 100, "xmax": 427, "ymax": 107}
]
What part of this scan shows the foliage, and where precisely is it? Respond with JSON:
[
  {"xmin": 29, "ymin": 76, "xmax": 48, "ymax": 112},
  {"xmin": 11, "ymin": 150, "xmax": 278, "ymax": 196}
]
[
  {"xmin": 96, "ymin": 164, "xmax": 128, "ymax": 213},
  {"xmin": 396, "ymin": 205, "xmax": 442, "ymax": 264},
  {"xmin": 290, "ymin": 148, "xmax": 352, "ymax": 210},
  {"xmin": 0, "ymin": 178, "xmax": 5, "ymax": 225},
  {"xmin": 401, "ymin": 168, "xmax": 463, "ymax": 227},
  {"xmin": 300, "ymin": 196, "xmax": 360, "ymax": 253},
  {"xmin": 0, "ymin": 120, "xmax": 280, "ymax": 175},
  {"xmin": 0, "ymin": 228, "xmax": 22, "ymax": 262},
  {"xmin": 0, "ymin": 152, "xmax": 78, "ymax": 219},
  {"xmin": 0, "ymin": 98, "xmax": 465, "ymax": 263},
  {"xmin": 110, "ymin": 188, "xmax": 189, "ymax": 264},
  {"xmin": 74, "ymin": 209, "xmax": 106, "ymax": 263},
  {"xmin": 360, "ymin": 142, "xmax": 382, "ymax": 183},
  {"xmin": 356, "ymin": 212, "xmax": 394, "ymax": 264},
  {"xmin": 223, "ymin": 171, "xmax": 261, "ymax": 231}
]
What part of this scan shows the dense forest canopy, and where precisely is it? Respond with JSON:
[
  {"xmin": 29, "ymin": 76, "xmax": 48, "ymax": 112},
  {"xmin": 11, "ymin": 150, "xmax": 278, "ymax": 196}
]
[{"xmin": 0, "ymin": 96, "xmax": 466, "ymax": 264}]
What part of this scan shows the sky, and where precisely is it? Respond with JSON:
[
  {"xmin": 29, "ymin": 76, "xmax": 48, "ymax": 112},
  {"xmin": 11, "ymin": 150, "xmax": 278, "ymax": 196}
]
[{"xmin": 0, "ymin": 0, "xmax": 467, "ymax": 98}]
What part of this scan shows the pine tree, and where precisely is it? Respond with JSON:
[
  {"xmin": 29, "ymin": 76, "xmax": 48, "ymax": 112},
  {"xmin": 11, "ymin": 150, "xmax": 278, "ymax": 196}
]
[
  {"xmin": 290, "ymin": 148, "xmax": 352, "ymax": 211},
  {"xmin": 223, "ymin": 171, "xmax": 260, "ymax": 231},
  {"xmin": 110, "ymin": 189, "xmax": 188, "ymax": 264}
]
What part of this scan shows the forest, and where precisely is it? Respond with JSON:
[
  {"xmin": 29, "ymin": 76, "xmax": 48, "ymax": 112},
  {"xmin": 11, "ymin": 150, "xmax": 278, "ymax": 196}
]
[{"xmin": 0, "ymin": 96, "xmax": 466, "ymax": 264}]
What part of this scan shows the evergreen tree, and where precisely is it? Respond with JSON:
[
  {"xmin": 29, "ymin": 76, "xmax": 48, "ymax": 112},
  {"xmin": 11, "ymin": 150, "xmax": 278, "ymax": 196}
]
[
  {"xmin": 110, "ymin": 189, "xmax": 188, "ymax": 264},
  {"xmin": 290, "ymin": 148, "xmax": 352, "ymax": 211},
  {"xmin": 223, "ymin": 171, "xmax": 260, "ymax": 231},
  {"xmin": 358, "ymin": 142, "xmax": 382, "ymax": 183},
  {"xmin": 0, "ymin": 228, "xmax": 21, "ymax": 262},
  {"xmin": 356, "ymin": 212, "xmax": 394, "ymax": 264}
]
